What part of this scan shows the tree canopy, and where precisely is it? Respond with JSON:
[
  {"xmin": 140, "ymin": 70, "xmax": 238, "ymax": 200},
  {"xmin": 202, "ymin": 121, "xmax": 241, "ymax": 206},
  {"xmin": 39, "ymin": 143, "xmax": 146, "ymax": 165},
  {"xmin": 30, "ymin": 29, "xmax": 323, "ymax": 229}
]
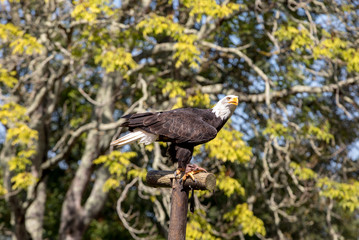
[{"xmin": 0, "ymin": 0, "xmax": 359, "ymax": 239}]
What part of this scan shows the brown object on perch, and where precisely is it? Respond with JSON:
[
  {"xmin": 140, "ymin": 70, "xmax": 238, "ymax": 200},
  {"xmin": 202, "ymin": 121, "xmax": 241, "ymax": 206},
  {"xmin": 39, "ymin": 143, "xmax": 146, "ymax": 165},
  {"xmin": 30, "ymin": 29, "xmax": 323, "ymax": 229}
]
[{"xmin": 146, "ymin": 170, "xmax": 216, "ymax": 191}]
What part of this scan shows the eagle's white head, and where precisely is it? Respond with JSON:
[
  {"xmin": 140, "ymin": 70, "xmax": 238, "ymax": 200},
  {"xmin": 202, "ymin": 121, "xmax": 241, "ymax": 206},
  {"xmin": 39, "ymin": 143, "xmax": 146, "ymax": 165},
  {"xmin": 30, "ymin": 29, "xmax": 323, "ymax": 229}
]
[{"xmin": 212, "ymin": 95, "xmax": 238, "ymax": 120}]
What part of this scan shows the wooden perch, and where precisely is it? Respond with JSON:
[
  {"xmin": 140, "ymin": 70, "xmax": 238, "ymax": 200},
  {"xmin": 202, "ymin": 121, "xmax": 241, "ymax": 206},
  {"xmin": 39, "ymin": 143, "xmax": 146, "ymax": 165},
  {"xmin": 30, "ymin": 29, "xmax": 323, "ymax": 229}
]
[
  {"xmin": 145, "ymin": 170, "xmax": 216, "ymax": 191},
  {"xmin": 168, "ymin": 178, "xmax": 189, "ymax": 240},
  {"xmin": 146, "ymin": 170, "xmax": 216, "ymax": 240}
]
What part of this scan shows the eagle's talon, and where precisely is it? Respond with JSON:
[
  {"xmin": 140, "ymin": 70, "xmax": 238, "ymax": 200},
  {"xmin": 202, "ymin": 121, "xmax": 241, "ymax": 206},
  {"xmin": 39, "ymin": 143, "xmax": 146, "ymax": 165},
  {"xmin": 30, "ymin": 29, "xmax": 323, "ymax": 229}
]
[
  {"xmin": 180, "ymin": 164, "xmax": 207, "ymax": 183},
  {"xmin": 180, "ymin": 165, "xmax": 207, "ymax": 183},
  {"xmin": 174, "ymin": 168, "xmax": 185, "ymax": 178}
]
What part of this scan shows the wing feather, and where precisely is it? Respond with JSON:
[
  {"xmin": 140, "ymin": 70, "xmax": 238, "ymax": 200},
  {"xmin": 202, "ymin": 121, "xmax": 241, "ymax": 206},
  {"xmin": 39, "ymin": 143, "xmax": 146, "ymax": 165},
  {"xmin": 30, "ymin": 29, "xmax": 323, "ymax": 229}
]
[
  {"xmin": 148, "ymin": 110, "xmax": 217, "ymax": 144},
  {"xmin": 121, "ymin": 109, "xmax": 218, "ymax": 145}
]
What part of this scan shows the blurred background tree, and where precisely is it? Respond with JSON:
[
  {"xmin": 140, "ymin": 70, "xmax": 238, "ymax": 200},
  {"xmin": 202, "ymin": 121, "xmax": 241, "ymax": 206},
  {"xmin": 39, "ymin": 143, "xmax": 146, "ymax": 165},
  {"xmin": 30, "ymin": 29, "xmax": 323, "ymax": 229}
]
[{"xmin": 0, "ymin": 0, "xmax": 359, "ymax": 239}]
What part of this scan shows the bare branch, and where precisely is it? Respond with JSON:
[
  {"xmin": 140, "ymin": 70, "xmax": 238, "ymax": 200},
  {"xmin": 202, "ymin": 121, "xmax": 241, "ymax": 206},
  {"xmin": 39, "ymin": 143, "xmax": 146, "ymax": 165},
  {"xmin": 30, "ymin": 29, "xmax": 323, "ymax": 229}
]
[{"xmin": 117, "ymin": 178, "xmax": 154, "ymax": 240}]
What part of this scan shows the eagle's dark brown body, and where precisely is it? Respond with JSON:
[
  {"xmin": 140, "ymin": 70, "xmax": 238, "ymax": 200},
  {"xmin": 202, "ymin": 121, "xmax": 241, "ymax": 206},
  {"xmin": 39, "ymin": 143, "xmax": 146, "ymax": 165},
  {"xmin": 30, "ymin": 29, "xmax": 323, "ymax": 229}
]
[{"xmin": 120, "ymin": 108, "xmax": 230, "ymax": 169}]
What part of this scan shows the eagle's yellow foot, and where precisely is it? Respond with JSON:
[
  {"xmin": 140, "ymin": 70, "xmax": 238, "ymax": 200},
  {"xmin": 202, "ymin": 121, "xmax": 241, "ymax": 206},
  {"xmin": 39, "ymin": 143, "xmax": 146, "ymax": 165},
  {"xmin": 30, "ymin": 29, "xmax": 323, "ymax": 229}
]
[
  {"xmin": 180, "ymin": 164, "xmax": 207, "ymax": 183},
  {"xmin": 174, "ymin": 168, "xmax": 185, "ymax": 178}
]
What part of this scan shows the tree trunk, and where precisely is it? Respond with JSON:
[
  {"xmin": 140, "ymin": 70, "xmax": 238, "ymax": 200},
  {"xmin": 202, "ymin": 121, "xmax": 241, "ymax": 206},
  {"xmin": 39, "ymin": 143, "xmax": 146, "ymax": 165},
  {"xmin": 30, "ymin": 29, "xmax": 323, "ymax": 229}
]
[
  {"xmin": 24, "ymin": 97, "xmax": 51, "ymax": 240},
  {"xmin": 59, "ymin": 75, "xmax": 116, "ymax": 240},
  {"xmin": 59, "ymin": 130, "xmax": 99, "ymax": 240},
  {"xmin": 25, "ymin": 181, "xmax": 47, "ymax": 240}
]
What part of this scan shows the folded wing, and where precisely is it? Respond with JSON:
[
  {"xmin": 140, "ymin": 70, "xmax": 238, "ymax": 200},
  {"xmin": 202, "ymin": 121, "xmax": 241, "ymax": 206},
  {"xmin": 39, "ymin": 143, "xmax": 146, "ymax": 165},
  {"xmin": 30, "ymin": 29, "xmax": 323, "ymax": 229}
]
[{"xmin": 121, "ymin": 109, "xmax": 217, "ymax": 145}]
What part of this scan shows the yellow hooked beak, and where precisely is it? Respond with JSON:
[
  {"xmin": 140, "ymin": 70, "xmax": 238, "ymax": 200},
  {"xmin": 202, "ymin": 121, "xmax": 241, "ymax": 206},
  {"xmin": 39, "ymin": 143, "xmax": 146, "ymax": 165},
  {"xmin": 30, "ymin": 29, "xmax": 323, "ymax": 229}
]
[{"xmin": 228, "ymin": 97, "xmax": 238, "ymax": 106}]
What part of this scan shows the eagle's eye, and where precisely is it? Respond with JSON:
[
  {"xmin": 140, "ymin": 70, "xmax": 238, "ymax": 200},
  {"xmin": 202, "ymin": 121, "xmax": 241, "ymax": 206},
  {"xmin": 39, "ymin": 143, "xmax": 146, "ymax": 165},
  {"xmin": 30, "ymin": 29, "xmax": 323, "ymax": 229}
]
[{"xmin": 226, "ymin": 97, "xmax": 231, "ymax": 101}]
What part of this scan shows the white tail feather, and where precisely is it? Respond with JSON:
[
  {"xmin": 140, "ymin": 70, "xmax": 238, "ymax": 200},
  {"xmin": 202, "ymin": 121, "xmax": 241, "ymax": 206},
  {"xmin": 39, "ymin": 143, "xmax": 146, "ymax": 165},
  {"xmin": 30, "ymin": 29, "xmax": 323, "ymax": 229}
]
[{"xmin": 110, "ymin": 129, "xmax": 157, "ymax": 147}]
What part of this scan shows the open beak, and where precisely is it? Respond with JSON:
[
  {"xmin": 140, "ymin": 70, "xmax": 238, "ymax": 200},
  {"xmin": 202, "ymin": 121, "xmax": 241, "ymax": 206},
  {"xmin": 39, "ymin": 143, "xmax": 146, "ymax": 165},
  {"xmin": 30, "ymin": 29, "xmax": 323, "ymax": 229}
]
[{"xmin": 228, "ymin": 97, "xmax": 238, "ymax": 106}]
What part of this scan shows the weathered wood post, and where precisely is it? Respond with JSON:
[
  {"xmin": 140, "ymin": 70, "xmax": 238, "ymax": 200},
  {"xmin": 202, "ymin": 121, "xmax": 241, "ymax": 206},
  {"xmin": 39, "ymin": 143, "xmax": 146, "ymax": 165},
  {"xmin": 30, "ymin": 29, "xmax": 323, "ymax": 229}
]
[{"xmin": 146, "ymin": 170, "xmax": 216, "ymax": 240}]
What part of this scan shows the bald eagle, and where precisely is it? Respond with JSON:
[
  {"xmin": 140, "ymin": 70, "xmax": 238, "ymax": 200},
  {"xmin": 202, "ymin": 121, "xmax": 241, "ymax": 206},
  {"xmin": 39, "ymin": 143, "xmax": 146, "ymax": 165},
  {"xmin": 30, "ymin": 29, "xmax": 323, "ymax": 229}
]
[{"xmin": 111, "ymin": 95, "xmax": 238, "ymax": 181}]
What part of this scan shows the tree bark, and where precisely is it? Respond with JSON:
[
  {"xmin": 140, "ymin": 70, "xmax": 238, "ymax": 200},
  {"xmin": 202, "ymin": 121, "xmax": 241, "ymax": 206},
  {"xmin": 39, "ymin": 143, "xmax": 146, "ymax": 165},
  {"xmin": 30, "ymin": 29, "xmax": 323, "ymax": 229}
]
[
  {"xmin": 59, "ymin": 130, "xmax": 99, "ymax": 240},
  {"xmin": 59, "ymin": 75, "xmax": 117, "ymax": 240},
  {"xmin": 146, "ymin": 170, "xmax": 216, "ymax": 190},
  {"xmin": 25, "ymin": 105, "xmax": 49, "ymax": 240},
  {"xmin": 25, "ymin": 181, "xmax": 47, "ymax": 240}
]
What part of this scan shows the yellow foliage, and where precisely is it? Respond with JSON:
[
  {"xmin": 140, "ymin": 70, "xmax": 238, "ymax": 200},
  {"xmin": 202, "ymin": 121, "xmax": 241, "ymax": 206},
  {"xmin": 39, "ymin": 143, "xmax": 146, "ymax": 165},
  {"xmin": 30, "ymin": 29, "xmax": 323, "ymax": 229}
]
[
  {"xmin": 128, "ymin": 168, "xmax": 147, "ymax": 181},
  {"xmin": 313, "ymin": 37, "xmax": 347, "ymax": 59},
  {"xmin": 173, "ymin": 34, "xmax": 201, "ymax": 69},
  {"xmin": 263, "ymin": 120, "xmax": 293, "ymax": 140},
  {"xmin": 193, "ymin": 145, "xmax": 202, "ymax": 157},
  {"xmin": 311, "ymin": 34, "xmax": 359, "ymax": 72},
  {"xmin": 71, "ymin": 0, "xmax": 114, "ymax": 22},
  {"xmin": 149, "ymin": 195, "xmax": 156, "ymax": 202},
  {"xmin": 317, "ymin": 178, "xmax": 359, "ymax": 213},
  {"xmin": 171, "ymin": 90, "xmax": 211, "ymax": 109},
  {"xmin": 162, "ymin": 81, "xmax": 187, "ymax": 99},
  {"xmin": 276, "ymin": 26, "xmax": 359, "ymax": 72},
  {"xmin": 137, "ymin": 14, "xmax": 201, "ymax": 68},
  {"xmin": 342, "ymin": 48, "xmax": 359, "ymax": 72},
  {"xmin": 103, "ymin": 178, "xmax": 120, "ymax": 192},
  {"xmin": 264, "ymin": 120, "xmax": 333, "ymax": 143},
  {"xmin": 80, "ymin": 26, "xmax": 110, "ymax": 48},
  {"xmin": 6, "ymin": 123, "xmax": 39, "ymax": 146},
  {"xmin": 307, "ymin": 122, "xmax": 334, "ymax": 144},
  {"xmin": 290, "ymin": 162, "xmax": 317, "ymax": 181},
  {"xmin": 205, "ymin": 124, "xmax": 252, "ymax": 163},
  {"xmin": 0, "ymin": 170, "xmax": 7, "ymax": 196},
  {"xmin": 310, "ymin": 30, "xmax": 359, "ymax": 72},
  {"xmin": 137, "ymin": 14, "xmax": 183, "ymax": 38},
  {"xmin": 11, "ymin": 172, "xmax": 37, "ymax": 190},
  {"xmin": 0, "ymin": 102, "xmax": 38, "ymax": 190},
  {"xmin": 0, "ymin": 102, "xmax": 28, "ymax": 125},
  {"xmin": 69, "ymin": 117, "xmax": 85, "ymax": 128},
  {"xmin": 0, "ymin": 65, "xmax": 18, "ymax": 88},
  {"xmin": 182, "ymin": 0, "xmax": 243, "ymax": 21},
  {"xmin": 94, "ymin": 151, "xmax": 137, "ymax": 191},
  {"xmin": 217, "ymin": 169, "xmax": 245, "ymax": 197},
  {"xmin": 224, "ymin": 203, "xmax": 266, "ymax": 236},
  {"xmin": 0, "ymin": 185, "xmax": 7, "ymax": 196},
  {"xmin": 94, "ymin": 151, "xmax": 136, "ymax": 177},
  {"xmin": 186, "ymin": 91, "xmax": 211, "ymax": 108},
  {"xmin": 0, "ymin": 23, "xmax": 43, "ymax": 55},
  {"xmin": 186, "ymin": 210, "xmax": 220, "ymax": 240},
  {"xmin": 9, "ymin": 155, "xmax": 33, "ymax": 171},
  {"xmin": 275, "ymin": 26, "xmax": 313, "ymax": 52},
  {"xmin": 172, "ymin": 97, "xmax": 184, "ymax": 109},
  {"xmin": 144, "ymin": 141, "xmax": 166, "ymax": 152},
  {"xmin": 162, "ymin": 81, "xmax": 186, "ymax": 109},
  {"xmin": 145, "ymin": 144, "xmax": 154, "ymax": 152},
  {"xmin": 94, "ymin": 47, "xmax": 137, "ymax": 74}
]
